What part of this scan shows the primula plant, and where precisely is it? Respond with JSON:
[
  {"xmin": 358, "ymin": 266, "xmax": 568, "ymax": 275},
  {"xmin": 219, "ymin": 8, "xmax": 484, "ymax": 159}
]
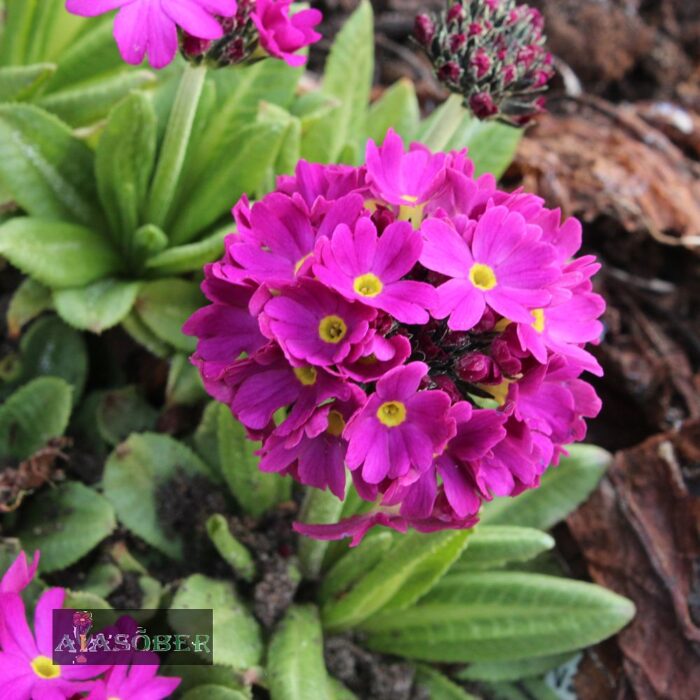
[{"xmin": 0, "ymin": 0, "xmax": 638, "ymax": 698}]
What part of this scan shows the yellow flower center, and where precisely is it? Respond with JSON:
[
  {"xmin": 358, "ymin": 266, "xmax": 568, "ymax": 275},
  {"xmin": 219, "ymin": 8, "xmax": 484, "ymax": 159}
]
[
  {"xmin": 294, "ymin": 252, "xmax": 312, "ymax": 275},
  {"xmin": 494, "ymin": 318, "xmax": 511, "ymax": 333},
  {"xmin": 293, "ymin": 366, "xmax": 318, "ymax": 386},
  {"xmin": 327, "ymin": 410, "xmax": 346, "ymax": 437},
  {"xmin": 318, "ymin": 315, "xmax": 348, "ymax": 344},
  {"xmin": 377, "ymin": 401, "xmax": 407, "ymax": 427},
  {"xmin": 31, "ymin": 656, "xmax": 60, "ymax": 680},
  {"xmin": 398, "ymin": 202, "xmax": 426, "ymax": 229},
  {"xmin": 402, "ymin": 194, "xmax": 419, "ymax": 203},
  {"xmin": 531, "ymin": 308, "xmax": 545, "ymax": 333},
  {"xmin": 478, "ymin": 378, "xmax": 516, "ymax": 407},
  {"xmin": 469, "ymin": 263, "xmax": 497, "ymax": 291},
  {"xmin": 353, "ymin": 273, "xmax": 383, "ymax": 298}
]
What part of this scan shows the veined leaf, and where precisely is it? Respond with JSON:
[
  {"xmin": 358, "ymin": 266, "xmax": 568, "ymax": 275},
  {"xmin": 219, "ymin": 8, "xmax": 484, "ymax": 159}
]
[
  {"xmin": 322, "ymin": 529, "xmax": 469, "ymax": 632},
  {"xmin": 145, "ymin": 226, "xmax": 228, "ymax": 276},
  {"xmin": 170, "ymin": 574, "xmax": 263, "ymax": 670},
  {"xmin": 367, "ymin": 79, "xmax": 420, "ymax": 144},
  {"xmin": 96, "ymin": 91, "xmax": 157, "ymax": 245},
  {"xmin": 362, "ymin": 571, "xmax": 635, "ymax": 662},
  {"xmin": 322, "ymin": 0, "xmax": 374, "ymax": 163},
  {"xmin": 37, "ymin": 71, "xmax": 156, "ymax": 128},
  {"xmin": 414, "ymin": 666, "xmax": 479, "ymax": 700},
  {"xmin": 17, "ymin": 482, "xmax": 116, "ymax": 573},
  {"xmin": 95, "ymin": 386, "xmax": 158, "ymax": 447},
  {"xmin": 134, "ymin": 279, "xmax": 202, "ymax": 353},
  {"xmin": 121, "ymin": 310, "xmax": 173, "ymax": 358},
  {"xmin": 452, "ymin": 526, "xmax": 555, "ymax": 571},
  {"xmin": 0, "ymin": 0, "xmax": 40, "ymax": 65},
  {"xmin": 480, "ymin": 444, "xmax": 611, "ymax": 530},
  {"xmin": 6, "ymin": 278, "xmax": 53, "ymax": 338},
  {"xmin": 0, "ymin": 376, "xmax": 72, "ymax": 459},
  {"xmin": 0, "ymin": 104, "xmax": 103, "ymax": 226},
  {"xmin": 54, "ymin": 279, "xmax": 141, "ymax": 333},
  {"xmin": 456, "ymin": 653, "xmax": 575, "ymax": 683},
  {"xmin": 0, "ymin": 63, "xmax": 56, "ymax": 102},
  {"xmin": 217, "ymin": 404, "xmax": 290, "ymax": 518},
  {"xmin": 103, "ymin": 433, "xmax": 216, "ymax": 559},
  {"xmin": 267, "ymin": 605, "xmax": 330, "ymax": 700},
  {"xmin": 0, "ymin": 218, "xmax": 120, "ymax": 289}
]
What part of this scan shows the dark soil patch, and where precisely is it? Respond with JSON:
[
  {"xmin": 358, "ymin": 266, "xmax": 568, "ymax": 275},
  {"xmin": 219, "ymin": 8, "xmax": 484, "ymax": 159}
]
[{"xmin": 108, "ymin": 570, "xmax": 144, "ymax": 609}]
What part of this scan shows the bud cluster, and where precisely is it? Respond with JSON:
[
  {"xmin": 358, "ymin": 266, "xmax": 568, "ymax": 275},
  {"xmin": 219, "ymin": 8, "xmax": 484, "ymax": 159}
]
[{"xmin": 415, "ymin": 0, "xmax": 554, "ymax": 124}]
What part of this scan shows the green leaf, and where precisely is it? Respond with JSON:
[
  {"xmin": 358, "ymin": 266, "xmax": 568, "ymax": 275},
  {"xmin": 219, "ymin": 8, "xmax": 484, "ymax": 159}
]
[
  {"xmin": 54, "ymin": 279, "xmax": 141, "ymax": 333},
  {"xmin": 217, "ymin": 405, "xmax": 290, "ymax": 518},
  {"xmin": 206, "ymin": 514, "xmax": 256, "ymax": 582},
  {"xmin": 0, "ymin": 63, "xmax": 56, "ymax": 102},
  {"xmin": 456, "ymin": 653, "xmax": 574, "ymax": 682},
  {"xmin": 362, "ymin": 571, "xmax": 635, "ymax": 662},
  {"xmin": 96, "ymin": 91, "xmax": 157, "ymax": 245},
  {"xmin": 182, "ymin": 687, "xmax": 249, "ymax": 700},
  {"xmin": 121, "ymin": 310, "xmax": 173, "ymax": 358},
  {"xmin": 6, "ymin": 278, "xmax": 52, "ymax": 338},
  {"xmin": 0, "ymin": 376, "xmax": 72, "ymax": 459},
  {"xmin": 103, "ymin": 433, "xmax": 216, "ymax": 559},
  {"xmin": 145, "ymin": 226, "xmax": 228, "ymax": 276},
  {"xmin": 298, "ymin": 97, "xmax": 343, "ymax": 164},
  {"xmin": 480, "ymin": 445, "xmax": 611, "ymax": 530},
  {"xmin": 415, "ymin": 95, "xmax": 466, "ymax": 151},
  {"xmin": 0, "ymin": 104, "xmax": 103, "ymax": 226},
  {"xmin": 168, "ymin": 665, "xmax": 251, "ymax": 697},
  {"xmin": 482, "ymin": 679, "xmax": 561, "ymax": 700},
  {"xmin": 96, "ymin": 386, "xmax": 159, "ymax": 446},
  {"xmin": 267, "ymin": 605, "xmax": 330, "ymax": 700},
  {"xmin": 170, "ymin": 118, "xmax": 287, "ymax": 244},
  {"xmin": 134, "ymin": 279, "xmax": 201, "ymax": 353},
  {"xmin": 47, "ymin": 17, "xmax": 124, "ymax": 92},
  {"xmin": 171, "ymin": 574, "xmax": 263, "ymax": 669},
  {"xmin": 259, "ymin": 102, "xmax": 301, "ymax": 177},
  {"xmin": 17, "ymin": 482, "xmax": 116, "ymax": 573},
  {"xmin": 367, "ymin": 79, "xmax": 420, "ymax": 144},
  {"xmin": 322, "ymin": 0, "xmax": 374, "ymax": 163},
  {"xmin": 0, "ymin": 0, "xmax": 40, "ymax": 65},
  {"xmin": 64, "ymin": 590, "xmax": 112, "ymax": 611},
  {"xmin": 445, "ymin": 115, "xmax": 522, "ymax": 179},
  {"xmin": 165, "ymin": 353, "xmax": 206, "ymax": 407},
  {"xmin": 131, "ymin": 224, "xmax": 169, "ymax": 261},
  {"xmin": 319, "ymin": 531, "xmax": 394, "ymax": 605},
  {"xmin": 4, "ymin": 316, "xmax": 88, "ymax": 402},
  {"xmin": 36, "ymin": 71, "xmax": 156, "ymax": 128},
  {"xmin": 192, "ymin": 401, "xmax": 222, "ymax": 473},
  {"xmin": 297, "ymin": 487, "xmax": 346, "ymax": 580},
  {"xmin": 414, "ymin": 666, "xmax": 479, "ymax": 700},
  {"xmin": 322, "ymin": 529, "xmax": 469, "ymax": 632},
  {"xmin": 328, "ymin": 678, "xmax": 358, "ymax": 700},
  {"xmin": 452, "ymin": 526, "xmax": 555, "ymax": 571},
  {"xmin": 0, "ymin": 218, "xmax": 120, "ymax": 289}
]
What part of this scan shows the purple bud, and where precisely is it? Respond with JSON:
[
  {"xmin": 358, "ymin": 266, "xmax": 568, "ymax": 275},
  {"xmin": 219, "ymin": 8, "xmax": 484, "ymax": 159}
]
[
  {"xmin": 491, "ymin": 338, "xmax": 522, "ymax": 376},
  {"xmin": 182, "ymin": 34, "xmax": 211, "ymax": 57},
  {"xmin": 431, "ymin": 374, "xmax": 463, "ymax": 403},
  {"xmin": 503, "ymin": 64, "xmax": 517, "ymax": 85},
  {"xmin": 438, "ymin": 61, "xmax": 462, "ymax": 82},
  {"xmin": 468, "ymin": 22, "xmax": 483, "ymax": 37},
  {"xmin": 447, "ymin": 4, "xmax": 464, "ymax": 23},
  {"xmin": 455, "ymin": 354, "xmax": 493, "ymax": 383},
  {"xmin": 469, "ymin": 92, "xmax": 498, "ymax": 119},
  {"xmin": 471, "ymin": 49, "xmax": 491, "ymax": 78},
  {"xmin": 414, "ymin": 14, "xmax": 436, "ymax": 47},
  {"xmin": 449, "ymin": 33, "xmax": 467, "ymax": 52}
]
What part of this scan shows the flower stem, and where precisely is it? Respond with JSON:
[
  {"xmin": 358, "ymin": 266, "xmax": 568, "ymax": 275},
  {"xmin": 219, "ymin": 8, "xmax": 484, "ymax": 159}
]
[{"xmin": 146, "ymin": 63, "xmax": 207, "ymax": 228}]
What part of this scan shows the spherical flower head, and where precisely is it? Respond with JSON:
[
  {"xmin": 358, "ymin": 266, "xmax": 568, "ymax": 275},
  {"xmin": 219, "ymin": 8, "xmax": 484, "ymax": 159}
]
[
  {"xmin": 185, "ymin": 135, "xmax": 604, "ymax": 546},
  {"xmin": 415, "ymin": 0, "xmax": 555, "ymax": 124},
  {"xmin": 252, "ymin": 0, "xmax": 323, "ymax": 67},
  {"xmin": 66, "ymin": 0, "xmax": 238, "ymax": 69}
]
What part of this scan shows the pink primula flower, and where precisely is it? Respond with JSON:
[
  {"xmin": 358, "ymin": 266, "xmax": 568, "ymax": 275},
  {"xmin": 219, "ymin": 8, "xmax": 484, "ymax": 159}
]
[
  {"xmin": 66, "ymin": 0, "xmax": 237, "ymax": 68},
  {"xmin": 86, "ymin": 657, "xmax": 180, "ymax": 700},
  {"xmin": 0, "ymin": 551, "xmax": 39, "ymax": 594}
]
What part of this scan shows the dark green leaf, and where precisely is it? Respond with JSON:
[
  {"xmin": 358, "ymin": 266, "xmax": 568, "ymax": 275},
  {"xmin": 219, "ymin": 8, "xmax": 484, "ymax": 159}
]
[
  {"xmin": 165, "ymin": 353, "xmax": 206, "ymax": 407},
  {"xmin": 96, "ymin": 386, "xmax": 159, "ymax": 446},
  {"xmin": 17, "ymin": 482, "xmax": 116, "ymax": 573}
]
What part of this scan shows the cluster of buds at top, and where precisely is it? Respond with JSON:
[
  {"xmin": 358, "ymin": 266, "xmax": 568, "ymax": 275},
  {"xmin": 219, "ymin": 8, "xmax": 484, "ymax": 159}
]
[{"xmin": 415, "ymin": 0, "xmax": 554, "ymax": 124}]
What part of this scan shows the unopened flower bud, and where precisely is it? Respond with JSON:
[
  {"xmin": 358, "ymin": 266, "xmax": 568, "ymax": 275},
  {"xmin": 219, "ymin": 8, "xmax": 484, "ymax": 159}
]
[
  {"xmin": 469, "ymin": 92, "xmax": 498, "ymax": 118},
  {"xmin": 456, "ymin": 353, "xmax": 493, "ymax": 383},
  {"xmin": 414, "ymin": 14, "xmax": 436, "ymax": 46}
]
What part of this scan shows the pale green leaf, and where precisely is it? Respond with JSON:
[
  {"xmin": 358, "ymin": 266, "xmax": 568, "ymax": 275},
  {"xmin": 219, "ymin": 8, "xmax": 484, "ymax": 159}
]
[
  {"xmin": 121, "ymin": 310, "xmax": 173, "ymax": 358},
  {"xmin": 414, "ymin": 666, "xmax": 479, "ymax": 700},
  {"xmin": 480, "ymin": 445, "xmax": 611, "ymax": 530},
  {"xmin": 0, "ymin": 104, "xmax": 103, "ymax": 226},
  {"xmin": 17, "ymin": 482, "xmax": 116, "ymax": 573},
  {"xmin": 452, "ymin": 526, "xmax": 555, "ymax": 571},
  {"xmin": 268, "ymin": 605, "xmax": 330, "ymax": 700},
  {"xmin": 6, "ymin": 278, "xmax": 52, "ymax": 338},
  {"xmin": 145, "ymin": 226, "xmax": 228, "ymax": 276},
  {"xmin": 0, "ymin": 63, "xmax": 55, "ymax": 102},
  {"xmin": 456, "ymin": 653, "xmax": 574, "ymax": 682},
  {"xmin": 217, "ymin": 404, "xmax": 290, "ymax": 518},
  {"xmin": 362, "ymin": 571, "xmax": 635, "ymax": 662},
  {"xmin": 171, "ymin": 574, "xmax": 263, "ymax": 669},
  {"xmin": 0, "ymin": 218, "xmax": 120, "ymax": 289},
  {"xmin": 134, "ymin": 279, "xmax": 201, "ymax": 353},
  {"xmin": 206, "ymin": 514, "xmax": 256, "ymax": 582},
  {"xmin": 96, "ymin": 91, "xmax": 157, "ymax": 244},
  {"xmin": 103, "ymin": 433, "xmax": 216, "ymax": 559},
  {"xmin": 54, "ymin": 279, "xmax": 141, "ymax": 333},
  {"xmin": 367, "ymin": 79, "xmax": 420, "ymax": 144},
  {"xmin": 0, "ymin": 376, "xmax": 72, "ymax": 459}
]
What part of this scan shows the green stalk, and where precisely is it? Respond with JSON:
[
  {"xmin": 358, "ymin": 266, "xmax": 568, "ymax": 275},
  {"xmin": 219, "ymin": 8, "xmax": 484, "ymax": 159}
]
[
  {"xmin": 420, "ymin": 93, "xmax": 466, "ymax": 152},
  {"xmin": 146, "ymin": 63, "xmax": 206, "ymax": 228}
]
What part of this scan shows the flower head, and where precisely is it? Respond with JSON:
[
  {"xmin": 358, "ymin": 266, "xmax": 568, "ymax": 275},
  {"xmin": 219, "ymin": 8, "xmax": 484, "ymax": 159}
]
[
  {"xmin": 415, "ymin": 0, "xmax": 555, "ymax": 124},
  {"xmin": 185, "ymin": 130, "xmax": 604, "ymax": 545}
]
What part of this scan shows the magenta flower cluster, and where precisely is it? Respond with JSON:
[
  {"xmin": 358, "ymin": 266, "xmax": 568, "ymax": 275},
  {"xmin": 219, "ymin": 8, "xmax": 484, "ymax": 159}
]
[
  {"xmin": 66, "ymin": 0, "xmax": 321, "ymax": 69},
  {"xmin": 0, "ymin": 551, "xmax": 180, "ymax": 700},
  {"xmin": 185, "ymin": 129, "xmax": 604, "ymax": 545}
]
